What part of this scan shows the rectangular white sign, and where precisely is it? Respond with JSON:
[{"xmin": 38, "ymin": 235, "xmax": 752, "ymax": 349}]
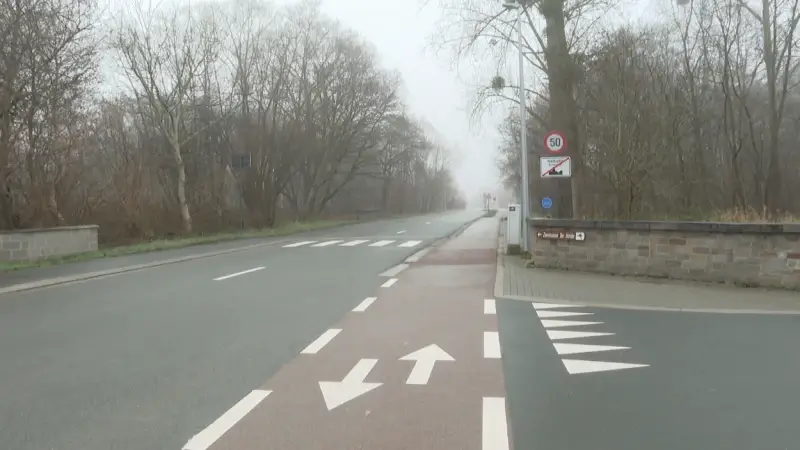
[{"xmin": 540, "ymin": 156, "xmax": 571, "ymax": 178}]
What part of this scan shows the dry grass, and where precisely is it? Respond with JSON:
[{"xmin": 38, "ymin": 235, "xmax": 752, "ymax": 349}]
[{"xmin": 706, "ymin": 207, "xmax": 799, "ymax": 223}]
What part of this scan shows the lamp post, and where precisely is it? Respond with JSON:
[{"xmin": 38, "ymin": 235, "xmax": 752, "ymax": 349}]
[{"xmin": 502, "ymin": 0, "xmax": 530, "ymax": 252}]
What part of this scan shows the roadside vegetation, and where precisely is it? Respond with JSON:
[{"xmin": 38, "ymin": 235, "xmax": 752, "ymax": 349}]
[{"xmin": 0, "ymin": 0, "xmax": 466, "ymax": 252}]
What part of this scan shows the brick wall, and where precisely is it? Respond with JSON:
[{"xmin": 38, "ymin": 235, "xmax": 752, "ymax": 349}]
[
  {"xmin": 528, "ymin": 219, "xmax": 800, "ymax": 290},
  {"xmin": 0, "ymin": 225, "xmax": 99, "ymax": 263}
]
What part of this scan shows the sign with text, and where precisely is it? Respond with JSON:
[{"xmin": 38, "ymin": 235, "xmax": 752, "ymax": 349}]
[
  {"xmin": 540, "ymin": 156, "xmax": 572, "ymax": 178},
  {"xmin": 536, "ymin": 229, "xmax": 585, "ymax": 241}
]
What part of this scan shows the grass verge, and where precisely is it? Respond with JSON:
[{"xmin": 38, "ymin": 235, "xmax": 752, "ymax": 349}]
[{"xmin": 0, "ymin": 219, "xmax": 351, "ymax": 272}]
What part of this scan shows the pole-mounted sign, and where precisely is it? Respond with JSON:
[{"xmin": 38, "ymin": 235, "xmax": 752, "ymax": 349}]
[{"xmin": 544, "ymin": 131, "xmax": 566, "ymax": 154}]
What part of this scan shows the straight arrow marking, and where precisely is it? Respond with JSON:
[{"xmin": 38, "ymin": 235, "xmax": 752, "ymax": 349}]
[
  {"xmin": 319, "ymin": 359, "xmax": 382, "ymax": 411},
  {"xmin": 399, "ymin": 344, "xmax": 454, "ymax": 385},
  {"xmin": 561, "ymin": 359, "xmax": 649, "ymax": 374}
]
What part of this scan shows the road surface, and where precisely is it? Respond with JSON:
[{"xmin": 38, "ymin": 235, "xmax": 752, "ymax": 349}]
[{"xmin": 2, "ymin": 210, "xmax": 800, "ymax": 450}]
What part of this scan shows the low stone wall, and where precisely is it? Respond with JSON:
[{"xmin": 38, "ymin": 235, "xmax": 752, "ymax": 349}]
[
  {"xmin": 528, "ymin": 219, "xmax": 800, "ymax": 290},
  {"xmin": 0, "ymin": 225, "xmax": 99, "ymax": 263}
]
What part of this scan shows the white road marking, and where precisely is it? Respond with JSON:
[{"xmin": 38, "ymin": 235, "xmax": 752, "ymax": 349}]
[
  {"xmin": 353, "ymin": 297, "xmax": 377, "ymax": 312},
  {"xmin": 561, "ymin": 359, "xmax": 649, "ymax": 374},
  {"xmin": 319, "ymin": 358, "xmax": 382, "ymax": 410},
  {"xmin": 404, "ymin": 247, "xmax": 430, "ymax": 262},
  {"xmin": 369, "ymin": 240, "xmax": 395, "ymax": 247},
  {"xmin": 397, "ymin": 230, "xmax": 406, "ymax": 234},
  {"xmin": 340, "ymin": 239, "xmax": 369, "ymax": 246},
  {"xmin": 301, "ymin": 329, "xmax": 341, "ymax": 354},
  {"xmin": 212, "ymin": 267, "xmax": 264, "ymax": 281},
  {"xmin": 399, "ymin": 344, "xmax": 454, "ymax": 385},
  {"xmin": 546, "ymin": 330, "xmax": 614, "ymax": 341},
  {"xmin": 182, "ymin": 390, "xmax": 271, "ymax": 450},
  {"xmin": 536, "ymin": 310, "xmax": 594, "ymax": 318},
  {"xmin": 482, "ymin": 397, "xmax": 510, "ymax": 450},
  {"xmin": 483, "ymin": 331, "xmax": 502, "ymax": 358},
  {"xmin": 531, "ymin": 302, "xmax": 583, "ymax": 310},
  {"xmin": 484, "ymin": 299, "xmax": 496, "ymax": 314},
  {"xmin": 425, "ymin": 221, "xmax": 431, "ymax": 224},
  {"xmin": 283, "ymin": 241, "xmax": 315, "ymax": 248},
  {"xmin": 539, "ymin": 319, "xmax": 601, "ymax": 328},
  {"xmin": 552, "ymin": 343, "xmax": 630, "ymax": 355},
  {"xmin": 312, "ymin": 240, "xmax": 344, "ymax": 247},
  {"xmin": 381, "ymin": 278, "xmax": 398, "ymax": 288},
  {"xmin": 380, "ymin": 263, "xmax": 409, "ymax": 277},
  {"xmin": 398, "ymin": 240, "xmax": 422, "ymax": 248}
]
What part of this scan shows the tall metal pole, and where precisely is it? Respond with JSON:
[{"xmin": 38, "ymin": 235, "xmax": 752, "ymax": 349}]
[{"xmin": 517, "ymin": 5, "xmax": 530, "ymax": 252}]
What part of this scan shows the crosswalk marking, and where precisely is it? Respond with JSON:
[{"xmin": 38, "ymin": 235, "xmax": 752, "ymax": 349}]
[
  {"xmin": 312, "ymin": 240, "xmax": 344, "ymax": 247},
  {"xmin": 340, "ymin": 240, "xmax": 369, "ymax": 246},
  {"xmin": 398, "ymin": 240, "xmax": 422, "ymax": 248},
  {"xmin": 368, "ymin": 240, "xmax": 395, "ymax": 247},
  {"xmin": 283, "ymin": 241, "xmax": 315, "ymax": 248}
]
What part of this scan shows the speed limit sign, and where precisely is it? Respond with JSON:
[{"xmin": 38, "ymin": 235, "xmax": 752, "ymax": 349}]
[{"xmin": 544, "ymin": 131, "xmax": 566, "ymax": 153}]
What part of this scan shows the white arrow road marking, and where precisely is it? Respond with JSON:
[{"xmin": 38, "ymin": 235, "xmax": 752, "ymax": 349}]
[
  {"xmin": 531, "ymin": 302, "xmax": 584, "ymax": 310},
  {"xmin": 539, "ymin": 319, "xmax": 601, "ymax": 328},
  {"xmin": 312, "ymin": 240, "xmax": 344, "ymax": 247},
  {"xmin": 183, "ymin": 390, "xmax": 270, "ymax": 450},
  {"xmin": 546, "ymin": 330, "xmax": 614, "ymax": 341},
  {"xmin": 353, "ymin": 297, "xmax": 377, "ymax": 312},
  {"xmin": 552, "ymin": 343, "xmax": 630, "ymax": 355},
  {"xmin": 561, "ymin": 359, "xmax": 649, "ymax": 374},
  {"xmin": 283, "ymin": 241, "xmax": 315, "ymax": 247},
  {"xmin": 399, "ymin": 344, "xmax": 455, "ymax": 385},
  {"xmin": 301, "ymin": 329, "xmax": 341, "ymax": 354},
  {"xmin": 484, "ymin": 299, "xmax": 496, "ymax": 315},
  {"xmin": 484, "ymin": 331, "xmax": 502, "ymax": 358},
  {"xmin": 536, "ymin": 310, "xmax": 594, "ymax": 318},
  {"xmin": 340, "ymin": 240, "xmax": 369, "ymax": 247},
  {"xmin": 212, "ymin": 267, "xmax": 264, "ymax": 281},
  {"xmin": 319, "ymin": 358, "xmax": 382, "ymax": 410},
  {"xmin": 482, "ymin": 397, "xmax": 510, "ymax": 450}
]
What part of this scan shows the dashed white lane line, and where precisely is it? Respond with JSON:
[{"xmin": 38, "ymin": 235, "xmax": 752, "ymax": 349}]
[
  {"xmin": 482, "ymin": 397, "xmax": 510, "ymax": 450},
  {"xmin": 301, "ymin": 329, "xmax": 341, "ymax": 354},
  {"xmin": 397, "ymin": 230, "xmax": 407, "ymax": 234},
  {"xmin": 381, "ymin": 278, "xmax": 398, "ymax": 288},
  {"xmin": 312, "ymin": 240, "xmax": 344, "ymax": 247},
  {"xmin": 183, "ymin": 389, "xmax": 271, "ymax": 450},
  {"xmin": 340, "ymin": 239, "xmax": 369, "ymax": 246},
  {"xmin": 353, "ymin": 297, "xmax": 377, "ymax": 312},
  {"xmin": 380, "ymin": 264, "xmax": 409, "ymax": 277},
  {"xmin": 398, "ymin": 240, "xmax": 422, "ymax": 248},
  {"xmin": 484, "ymin": 299, "xmax": 496, "ymax": 315},
  {"xmin": 213, "ymin": 267, "xmax": 264, "ymax": 281},
  {"xmin": 483, "ymin": 331, "xmax": 501, "ymax": 358},
  {"xmin": 283, "ymin": 241, "xmax": 315, "ymax": 248},
  {"xmin": 369, "ymin": 240, "xmax": 395, "ymax": 247}
]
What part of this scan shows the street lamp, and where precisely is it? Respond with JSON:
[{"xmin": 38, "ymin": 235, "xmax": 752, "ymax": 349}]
[{"xmin": 502, "ymin": 0, "xmax": 531, "ymax": 253}]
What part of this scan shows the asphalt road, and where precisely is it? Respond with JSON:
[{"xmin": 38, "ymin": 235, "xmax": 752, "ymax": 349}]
[
  {"xmin": 498, "ymin": 299, "xmax": 800, "ymax": 450},
  {"xmin": 0, "ymin": 210, "xmax": 484, "ymax": 450}
]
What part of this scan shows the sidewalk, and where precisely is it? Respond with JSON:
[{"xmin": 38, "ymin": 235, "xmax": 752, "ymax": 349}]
[{"xmin": 496, "ymin": 228, "xmax": 800, "ymax": 314}]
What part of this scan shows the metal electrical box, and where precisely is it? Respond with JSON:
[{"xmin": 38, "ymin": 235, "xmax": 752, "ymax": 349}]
[{"xmin": 507, "ymin": 203, "xmax": 522, "ymax": 254}]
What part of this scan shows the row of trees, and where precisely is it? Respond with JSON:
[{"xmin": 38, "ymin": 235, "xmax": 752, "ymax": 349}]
[
  {"xmin": 439, "ymin": 0, "xmax": 799, "ymax": 220},
  {"xmin": 0, "ymin": 0, "xmax": 463, "ymax": 242}
]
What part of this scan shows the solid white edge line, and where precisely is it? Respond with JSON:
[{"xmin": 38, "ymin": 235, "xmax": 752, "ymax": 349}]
[
  {"xmin": 301, "ymin": 329, "xmax": 342, "ymax": 354},
  {"xmin": 380, "ymin": 264, "xmax": 409, "ymax": 277},
  {"xmin": 482, "ymin": 397, "xmax": 510, "ymax": 450},
  {"xmin": 353, "ymin": 297, "xmax": 377, "ymax": 312},
  {"xmin": 483, "ymin": 331, "xmax": 501, "ymax": 358},
  {"xmin": 484, "ymin": 299, "xmax": 496, "ymax": 315},
  {"xmin": 213, "ymin": 267, "xmax": 265, "ymax": 281},
  {"xmin": 381, "ymin": 278, "xmax": 398, "ymax": 288},
  {"xmin": 183, "ymin": 390, "xmax": 271, "ymax": 450}
]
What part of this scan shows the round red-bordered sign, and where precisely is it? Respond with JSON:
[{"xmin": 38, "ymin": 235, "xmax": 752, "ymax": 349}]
[{"xmin": 544, "ymin": 131, "xmax": 567, "ymax": 153}]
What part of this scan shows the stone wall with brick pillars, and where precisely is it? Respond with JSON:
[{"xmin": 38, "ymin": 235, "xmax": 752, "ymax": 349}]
[
  {"xmin": 528, "ymin": 219, "xmax": 800, "ymax": 290},
  {"xmin": 0, "ymin": 225, "xmax": 99, "ymax": 263}
]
